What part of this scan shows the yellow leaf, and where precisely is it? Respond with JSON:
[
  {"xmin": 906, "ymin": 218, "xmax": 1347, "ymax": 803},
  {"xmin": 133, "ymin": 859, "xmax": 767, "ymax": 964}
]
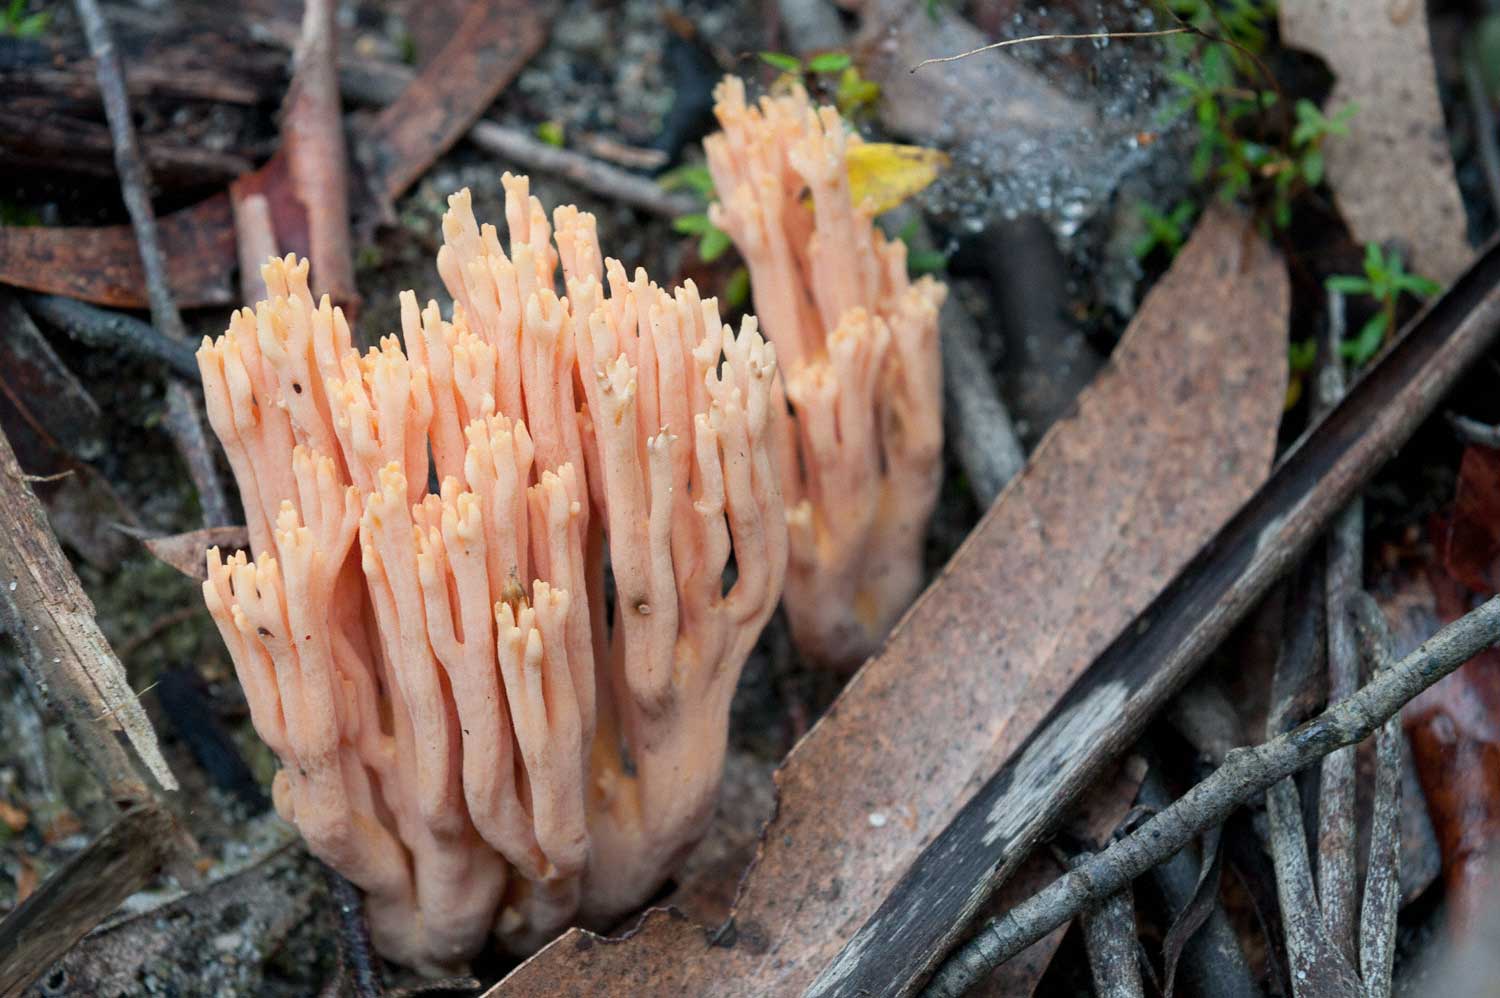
[{"xmin": 845, "ymin": 143, "xmax": 949, "ymax": 215}]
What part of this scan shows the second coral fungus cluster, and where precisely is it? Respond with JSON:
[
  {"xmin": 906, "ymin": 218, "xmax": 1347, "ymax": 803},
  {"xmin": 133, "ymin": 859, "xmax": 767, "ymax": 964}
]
[
  {"xmin": 197, "ymin": 175, "xmax": 785, "ymax": 971},
  {"xmin": 706, "ymin": 76, "xmax": 948, "ymax": 669}
]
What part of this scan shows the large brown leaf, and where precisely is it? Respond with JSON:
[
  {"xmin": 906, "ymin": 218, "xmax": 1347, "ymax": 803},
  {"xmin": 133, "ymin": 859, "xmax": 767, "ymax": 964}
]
[
  {"xmin": 486, "ymin": 206, "xmax": 1287, "ymax": 996},
  {"xmin": 363, "ymin": 0, "xmax": 554, "ymax": 207},
  {"xmin": 1281, "ymin": 0, "xmax": 1472, "ymax": 283},
  {"xmin": 0, "ymin": 194, "xmax": 236, "ymax": 309}
]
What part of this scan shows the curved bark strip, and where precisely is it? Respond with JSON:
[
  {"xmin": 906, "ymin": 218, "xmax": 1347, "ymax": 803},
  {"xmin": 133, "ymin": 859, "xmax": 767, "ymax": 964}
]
[{"xmin": 0, "ymin": 194, "xmax": 236, "ymax": 309}]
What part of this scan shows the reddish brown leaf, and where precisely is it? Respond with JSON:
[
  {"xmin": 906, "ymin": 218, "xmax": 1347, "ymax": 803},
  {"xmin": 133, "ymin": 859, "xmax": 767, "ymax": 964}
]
[
  {"xmin": 0, "ymin": 194, "xmax": 236, "ymax": 309},
  {"xmin": 1444, "ymin": 445, "xmax": 1500, "ymax": 594},
  {"xmin": 486, "ymin": 207, "xmax": 1287, "ymax": 996},
  {"xmin": 1405, "ymin": 560, "xmax": 1500, "ymax": 934},
  {"xmin": 142, "ymin": 526, "xmax": 250, "ymax": 581},
  {"xmin": 364, "ymin": 0, "xmax": 554, "ymax": 206}
]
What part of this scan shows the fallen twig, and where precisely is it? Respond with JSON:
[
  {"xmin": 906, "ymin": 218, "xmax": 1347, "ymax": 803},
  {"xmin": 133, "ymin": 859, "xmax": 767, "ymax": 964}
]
[
  {"xmin": 1447, "ymin": 411, "xmax": 1500, "ymax": 449},
  {"xmin": 326, "ymin": 866, "xmax": 384, "ymax": 998},
  {"xmin": 0, "ymin": 426, "xmax": 178, "ymax": 800},
  {"xmin": 1136, "ymin": 767, "xmax": 1258, "ymax": 998},
  {"xmin": 468, "ymin": 121, "xmax": 698, "ymax": 219},
  {"xmin": 23, "ymin": 293, "xmax": 199, "ymax": 380},
  {"xmin": 72, "ymin": 0, "xmax": 230, "ymax": 526},
  {"xmin": 1078, "ymin": 876, "xmax": 1144, "ymax": 998},
  {"xmin": 1262, "ymin": 563, "xmax": 1354, "ymax": 998},
  {"xmin": 1462, "ymin": 43, "xmax": 1500, "ymax": 223},
  {"xmin": 1317, "ymin": 292, "xmax": 1361, "ymax": 964},
  {"xmin": 0, "ymin": 803, "xmax": 179, "ymax": 996},
  {"xmin": 1350, "ymin": 593, "xmax": 1402, "ymax": 998},
  {"xmin": 937, "ymin": 283, "xmax": 1025, "ymax": 506},
  {"xmin": 321, "ymin": 40, "xmax": 694, "ymax": 220},
  {"xmin": 924, "ymin": 594, "xmax": 1500, "ymax": 997}
]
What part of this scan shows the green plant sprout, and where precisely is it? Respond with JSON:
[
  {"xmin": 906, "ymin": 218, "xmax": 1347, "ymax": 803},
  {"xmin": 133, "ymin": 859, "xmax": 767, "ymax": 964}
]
[
  {"xmin": 659, "ymin": 163, "xmax": 731, "ymax": 263},
  {"xmin": 1325, "ymin": 243, "xmax": 1440, "ymax": 365},
  {"xmin": 672, "ymin": 212, "xmax": 731, "ymax": 262},
  {"xmin": 534, "ymin": 120, "xmax": 565, "ymax": 148},
  {"xmin": 659, "ymin": 163, "xmax": 751, "ymax": 305},
  {"xmin": 758, "ymin": 50, "xmax": 882, "ymax": 118},
  {"xmin": 1158, "ymin": 0, "xmax": 1355, "ymax": 231},
  {"xmin": 1284, "ymin": 336, "xmax": 1318, "ymax": 409},
  {"xmin": 1, "ymin": 0, "xmax": 49, "ymax": 37},
  {"xmin": 1133, "ymin": 200, "xmax": 1197, "ymax": 259},
  {"xmin": 895, "ymin": 219, "xmax": 949, "ymax": 276}
]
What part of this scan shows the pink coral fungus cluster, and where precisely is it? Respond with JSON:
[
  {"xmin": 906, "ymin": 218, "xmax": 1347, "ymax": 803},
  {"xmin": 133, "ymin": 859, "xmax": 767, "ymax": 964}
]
[
  {"xmin": 197, "ymin": 175, "xmax": 785, "ymax": 971},
  {"xmin": 706, "ymin": 77, "xmax": 947, "ymax": 669}
]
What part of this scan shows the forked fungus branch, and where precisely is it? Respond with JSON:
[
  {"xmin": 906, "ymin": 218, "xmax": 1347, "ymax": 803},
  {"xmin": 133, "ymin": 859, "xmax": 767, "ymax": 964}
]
[{"xmin": 196, "ymin": 175, "xmax": 785, "ymax": 970}]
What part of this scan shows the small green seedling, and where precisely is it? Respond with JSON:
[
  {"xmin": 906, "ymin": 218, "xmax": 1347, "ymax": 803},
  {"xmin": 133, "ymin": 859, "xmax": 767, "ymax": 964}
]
[
  {"xmin": 660, "ymin": 164, "xmax": 733, "ymax": 263},
  {"xmin": 1133, "ymin": 200, "xmax": 1197, "ymax": 260},
  {"xmin": 758, "ymin": 50, "xmax": 882, "ymax": 118},
  {"xmin": 1, "ymin": 0, "xmax": 49, "ymax": 37},
  {"xmin": 535, "ymin": 120, "xmax": 565, "ymax": 148},
  {"xmin": 896, "ymin": 219, "xmax": 948, "ymax": 276},
  {"xmin": 1325, "ymin": 243, "xmax": 1440, "ymax": 365},
  {"xmin": 1162, "ymin": 0, "xmax": 1355, "ymax": 229},
  {"xmin": 672, "ymin": 213, "xmax": 731, "ymax": 263}
]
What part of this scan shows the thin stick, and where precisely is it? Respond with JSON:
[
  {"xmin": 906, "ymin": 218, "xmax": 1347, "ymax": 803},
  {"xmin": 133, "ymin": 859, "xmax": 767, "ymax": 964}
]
[
  {"xmin": 911, "ymin": 28, "xmax": 1188, "ymax": 72},
  {"xmin": 468, "ymin": 120, "xmax": 699, "ymax": 219},
  {"xmin": 0, "ymin": 426, "xmax": 178, "ymax": 799},
  {"xmin": 0, "ymin": 804, "xmax": 177, "ymax": 996},
  {"xmin": 1463, "ymin": 44, "xmax": 1500, "ymax": 218},
  {"xmin": 325, "ymin": 865, "xmax": 384, "ymax": 998},
  {"xmin": 1261, "ymin": 565, "xmax": 1353, "ymax": 997},
  {"xmin": 24, "ymin": 294, "xmax": 199, "ymax": 380},
  {"xmin": 922, "ymin": 593, "xmax": 1500, "ymax": 998},
  {"xmin": 941, "ymin": 286, "xmax": 1025, "ymax": 507},
  {"xmin": 1447, "ymin": 411, "xmax": 1500, "ymax": 449},
  {"xmin": 72, "ymin": 0, "xmax": 230, "ymax": 526},
  {"xmin": 1350, "ymin": 594, "xmax": 1402, "ymax": 998},
  {"xmin": 1317, "ymin": 290, "xmax": 1361, "ymax": 963},
  {"xmin": 1079, "ymin": 879, "xmax": 1145, "ymax": 998}
]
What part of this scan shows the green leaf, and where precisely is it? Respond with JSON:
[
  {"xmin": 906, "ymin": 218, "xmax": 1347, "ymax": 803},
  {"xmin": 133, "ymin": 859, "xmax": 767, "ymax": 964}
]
[
  {"xmin": 1273, "ymin": 195, "xmax": 1292, "ymax": 229},
  {"xmin": 1324, "ymin": 275, "xmax": 1373, "ymax": 295},
  {"xmin": 1288, "ymin": 338, "xmax": 1318, "ymax": 372},
  {"xmin": 1396, "ymin": 273, "xmax": 1441, "ymax": 298},
  {"xmin": 673, "ymin": 213, "xmax": 715, "ymax": 235},
  {"xmin": 759, "ymin": 51, "xmax": 802, "ymax": 74},
  {"xmin": 725, "ymin": 266, "xmax": 751, "ymax": 309},
  {"xmin": 535, "ymin": 120, "xmax": 565, "ymax": 148},
  {"xmin": 699, "ymin": 227, "xmax": 732, "ymax": 262},
  {"xmin": 1190, "ymin": 137, "xmax": 1215, "ymax": 181},
  {"xmin": 836, "ymin": 67, "xmax": 881, "ymax": 115},
  {"xmin": 807, "ymin": 52, "xmax": 852, "ymax": 74},
  {"xmin": 659, "ymin": 164, "xmax": 716, "ymax": 199},
  {"xmin": 1340, "ymin": 311, "xmax": 1390, "ymax": 364},
  {"xmin": 1301, "ymin": 148, "xmax": 1324, "ymax": 186},
  {"xmin": 907, "ymin": 249, "xmax": 948, "ymax": 275},
  {"xmin": 1328, "ymin": 102, "xmax": 1358, "ymax": 135}
]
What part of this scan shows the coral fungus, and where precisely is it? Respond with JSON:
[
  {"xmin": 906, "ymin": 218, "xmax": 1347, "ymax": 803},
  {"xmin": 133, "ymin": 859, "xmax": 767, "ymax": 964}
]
[
  {"xmin": 198, "ymin": 176, "xmax": 785, "ymax": 970},
  {"xmin": 705, "ymin": 76, "xmax": 947, "ymax": 669}
]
